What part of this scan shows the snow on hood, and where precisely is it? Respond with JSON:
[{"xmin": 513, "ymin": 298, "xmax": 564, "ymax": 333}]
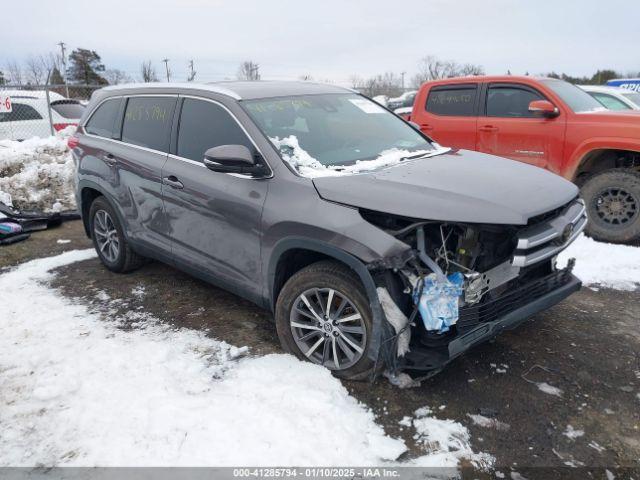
[
  {"xmin": 0, "ymin": 129, "xmax": 76, "ymax": 212},
  {"xmin": 269, "ymin": 135, "xmax": 450, "ymax": 178}
]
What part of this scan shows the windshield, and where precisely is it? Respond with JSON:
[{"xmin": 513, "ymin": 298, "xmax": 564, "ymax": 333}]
[
  {"xmin": 621, "ymin": 91, "xmax": 640, "ymax": 108},
  {"xmin": 243, "ymin": 93, "xmax": 437, "ymax": 176},
  {"xmin": 541, "ymin": 79, "xmax": 606, "ymax": 113}
]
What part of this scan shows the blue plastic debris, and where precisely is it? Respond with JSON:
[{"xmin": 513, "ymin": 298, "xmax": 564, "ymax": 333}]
[{"xmin": 413, "ymin": 272, "xmax": 464, "ymax": 333}]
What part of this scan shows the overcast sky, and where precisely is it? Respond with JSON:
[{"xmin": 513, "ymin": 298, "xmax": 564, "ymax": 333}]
[{"xmin": 3, "ymin": 0, "xmax": 638, "ymax": 85}]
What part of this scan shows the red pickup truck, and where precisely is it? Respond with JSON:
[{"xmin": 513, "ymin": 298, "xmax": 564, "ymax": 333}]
[{"xmin": 408, "ymin": 76, "xmax": 640, "ymax": 243}]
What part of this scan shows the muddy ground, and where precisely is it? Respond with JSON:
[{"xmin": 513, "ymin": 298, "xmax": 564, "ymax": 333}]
[{"xmin": 2, "ymin": 220, "xmax": 639, "ymax": 479}]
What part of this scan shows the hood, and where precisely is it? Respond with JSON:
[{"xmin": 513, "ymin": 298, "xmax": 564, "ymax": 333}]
[{"xmin": 312, "ymin": 149, "xmax": 578, "ymax": 225}]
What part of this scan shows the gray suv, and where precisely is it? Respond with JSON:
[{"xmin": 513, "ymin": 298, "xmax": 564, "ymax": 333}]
[{"xmin": 72, "ymin": 81, "xmax": 586, "ymax": 381}]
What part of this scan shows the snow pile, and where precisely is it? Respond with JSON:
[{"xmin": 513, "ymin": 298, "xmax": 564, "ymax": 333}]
[
  {"xmin": 269, "ymin": 135, "xmax": 448, "ymax": 178},
  {"xmin": 0, "ymin": 130, "xmax": 75, "ymax": 212},
  {"xmin": 558, "ymin": 234, "xmax": 640, "ymax": 291},
  {"xmin": 0, "ymin": 250, "xmax": 412, "ymax": 467},
  {"xmin": 400, "ymin": 407, "xmax": 494, "ymax": 470}
]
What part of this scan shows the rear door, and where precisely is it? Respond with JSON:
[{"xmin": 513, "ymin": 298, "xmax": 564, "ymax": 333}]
[
  {"xmin": 417, "ymin": 83, "xmax": 479, "ymax": 149},
  {"xmin": 161, "ymin": 96, "xmax": 269, "ymax": 302},
  {"xmin": 477, "ymin": 82, "xmax": 566, "ymax": 170},
  {"xmin": 112, "ymin": 95, "xmax": 177, "ymax": 254}
]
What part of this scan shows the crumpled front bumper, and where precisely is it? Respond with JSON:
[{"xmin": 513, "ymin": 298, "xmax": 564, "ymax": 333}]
[{"xmin": 399, "ymin": 266, "xmax": 581, "ymax": 375}]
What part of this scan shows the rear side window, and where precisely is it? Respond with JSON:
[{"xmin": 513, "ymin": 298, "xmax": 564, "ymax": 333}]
[
  {"xmin": 122, "ymin": 96, "xmax": 176, "ymax": 152},
  {"xmin": 590, "ymin": 92, "xmax": 630, "ymax": 111},
  {"xmin": 487, "ymin": 85, "xmax": 544, "ymax": 118},
  {"xmin": 85, "ymin": 98, "xmax": 122, "ymax": 138},
  {"xmin": 426, "ymin": 85, "xmax": 477, "ymax": 116},
  {"xmin": 51, "ymin": 100, "xmax": 85, "ymax": 119},
  {"xmin": 176, "ymin": 98, "xmax": 254, "ymax": 162},
  {"xmin": 0, "ymin": 103, "xmax": 43, "ymax": 122}
]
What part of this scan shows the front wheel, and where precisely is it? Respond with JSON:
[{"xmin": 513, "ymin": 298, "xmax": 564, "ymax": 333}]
[
  {"xmin": 581, "ymin": 169, "xmax": 640, "ymax": 244},
  {"xmin": 275, "ymin": 261, "xmax": 377, "ymax": 380}
]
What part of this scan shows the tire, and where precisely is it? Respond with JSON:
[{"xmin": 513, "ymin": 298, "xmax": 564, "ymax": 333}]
[
  {"xmin": 275, "ymin": 260, "xmax": 377, "ymax": 381},
  {"xmin": 580, "ymin": 169, "xmax": 640, "ymax": 244},
  {"xmin": 89, "ymin": 196, "xmax": 145, "ymax": 273}
]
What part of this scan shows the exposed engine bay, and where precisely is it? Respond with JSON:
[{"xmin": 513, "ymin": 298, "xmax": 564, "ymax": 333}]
[{"xmin": 361, "ymin": 197, "xmax": 587, "ymax": 379}]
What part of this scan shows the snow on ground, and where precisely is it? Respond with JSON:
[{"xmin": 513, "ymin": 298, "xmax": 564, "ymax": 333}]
[
  {"xmin": 269, "ymin": 135, "xmax": 448, "ymax": 178},
  {"xmin": 558, "ymin": 234, "xmax": 640, "ymax": 291},
  {"xmin": 0, "ymin": 250, "xmax": 491, "ymax": 469},
  {"xmin": 0, "ymin": 129, "xmax": 75, "ymax": 212},
  {"xmin": 466, "ymin": 414, "xmax": 510, "ymax": 431},
  {"xmin": 563, "ymin": 425, "xmax": 585, "ymax": 440},
  {"xmin": 536, "ymin": 382, "xmax": 563, "ymax": 397}
]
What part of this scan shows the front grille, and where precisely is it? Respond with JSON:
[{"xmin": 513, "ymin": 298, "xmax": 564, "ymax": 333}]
[{"xmin": 456, "ymin": 266, "xmax": 574, "ymax": 332}]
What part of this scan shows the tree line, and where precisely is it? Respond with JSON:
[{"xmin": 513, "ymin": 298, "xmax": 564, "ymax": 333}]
[{"xmin": 1, "ymin": 48, "xmax": 636, "ymax": 95}]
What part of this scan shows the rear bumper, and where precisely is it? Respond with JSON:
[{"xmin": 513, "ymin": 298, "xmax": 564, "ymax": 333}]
[{"xmin": 400, "ymin": 269, "xmax": 581, "ymax": 375}]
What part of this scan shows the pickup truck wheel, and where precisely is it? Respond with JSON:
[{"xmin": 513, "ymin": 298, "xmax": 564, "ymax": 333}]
[
  {"xmin": 581, "ymin": 169, "xmax": 640, "ymax": 244},
  {"xmin": 89, "ymin": 197, "xmax": 145, "ymax": 273},
  {"xmin": 275, "ymin": 260, "xmax": 376, "ymax": 381}
]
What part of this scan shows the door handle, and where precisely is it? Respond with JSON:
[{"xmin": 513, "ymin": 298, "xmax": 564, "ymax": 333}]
[
  {"xmin": 102, "ymin": 153, "xmax": 117, "ymax": 166},
  {"xmin": 162, "ymin": 176, "xmax": 184, "ymax": 190},
  {"xmin": 421, "ymin": 124, "xmax": 434, "ymax": 131},
  {"xmin": 479, "ymin": 125, "xmax": 499, "ymax": 132}
]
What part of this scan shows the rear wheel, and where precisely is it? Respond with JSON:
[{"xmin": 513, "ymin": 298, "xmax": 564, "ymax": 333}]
[
  {"xmin": 275, "ymin": 260, "xmax": 376, "ymax": 380},
  {"xmin": 581, "ymin": 169, "xmax": 640, "ymax": 244},
  {"xmin": 89, "ymin": 196, "xmax": 145, "ymax": 273}
]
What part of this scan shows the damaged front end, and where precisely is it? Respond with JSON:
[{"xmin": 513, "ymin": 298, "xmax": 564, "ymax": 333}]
[{"xmin": 364, "ymin": 198, "xmax": 587, "ymax": 381}]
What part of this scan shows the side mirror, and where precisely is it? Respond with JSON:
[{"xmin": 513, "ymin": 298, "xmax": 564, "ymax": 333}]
[
  {"xmin": 528, "ymin": 100, "xmax": 559, "ymax": 118},
  {"xmin": 203, "ymin": 145, "xmax": 264, "ymax": 175}
]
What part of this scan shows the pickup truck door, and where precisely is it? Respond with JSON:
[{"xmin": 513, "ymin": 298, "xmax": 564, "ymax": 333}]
[
  {"xmin": 476, "ymin": 83, "xmax": 566, "ymax": 171},
  {"xmin": 416, "ymin": 83, "xmax": 479, "ymax": 150}
]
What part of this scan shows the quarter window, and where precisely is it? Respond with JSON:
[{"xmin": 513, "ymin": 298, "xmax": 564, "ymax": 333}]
[
  {"xmin": 426, "ymin": 85, "xmax": 477, "ymax": 116},
  {"xmin": 176, "ymin": 98, "xmax": 254, "ymax": 162},
  {"xmin": 486, "ymin": 85, "xmax": 543, "ymax": 118},
  {"xmin": 122, "ymin": 96, "xmax": 176, "ymax": 152},
  {"xmin": 85, "ymin": 98, "xmax": 122, "ymax": 138}
]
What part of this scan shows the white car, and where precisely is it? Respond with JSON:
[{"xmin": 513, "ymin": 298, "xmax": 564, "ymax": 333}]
[
  {"xmin": 579, "ymin": 85, "xmax": 640, "ymax": 111},
  {"xmin": 0, "ymin": 90, "xmax": 85, "ymax": 141}
]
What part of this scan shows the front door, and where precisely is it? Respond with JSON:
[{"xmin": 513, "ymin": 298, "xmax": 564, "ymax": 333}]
[
  {"xmin": 161, "ymin": 97, "xmax": 269, "ymax": 302},
  {"xmin": 477, "ymin": 83, "xmax": 566, "ymax": 171}
]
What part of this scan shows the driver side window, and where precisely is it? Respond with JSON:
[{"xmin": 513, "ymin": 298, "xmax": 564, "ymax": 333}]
[
  {"xmin": 486, "ymin": 85, "xmax": 544, "ymax": 118},
  {"xmin": 176, "ymin": 98, "xmax": 255, "ymax": 162}
]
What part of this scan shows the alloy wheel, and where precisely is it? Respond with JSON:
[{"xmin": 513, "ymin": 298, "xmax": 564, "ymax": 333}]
[
  {"xmin": 93, "ymin": 209, "xmax": 120, "ymax": 263},
  {"xmin": 289, "ymin": 287, "xmax": 367, "ymax": 370},
  {"xmin": 594, "ymin": 187, "xmax": 639, "ymax": 227}
]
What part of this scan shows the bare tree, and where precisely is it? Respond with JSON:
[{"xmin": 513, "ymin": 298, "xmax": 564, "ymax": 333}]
[
  {"xmin": 6, "ymin": 60, "xmax": 24, "ymax": 86},
  {"xmin": 141, "ymin": 61, "xmax": 158, "ymax": 82},
  {"xmin": 104, "ymin": 69, "xmax": 132, "ymax": 85},
  {"xmin": 25, "ymin": 55, "xmax": 55, "ymax": 85},
  {"xmin": 237, "ymin": 61, "xmax": 260, "ymax": 81},
  {"xmin": 411, "ymin": 55, "xmax": 484, "ymax": 88}
]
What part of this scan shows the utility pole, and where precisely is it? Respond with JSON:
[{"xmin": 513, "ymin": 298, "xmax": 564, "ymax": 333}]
[
  {"xmin": 187, "ymin": 59, "xmax": 196, "ymax": 82},
  {"xmin": 162, "ymin": 58, "xmax": 171, "ymax": 82},
  {"xmin": 401, "ymin": 71, "xmax": 406, "ymax": 91},
  {"xmin": 57, "ymin": 41, "xmax": 69, "ymax": 97}
]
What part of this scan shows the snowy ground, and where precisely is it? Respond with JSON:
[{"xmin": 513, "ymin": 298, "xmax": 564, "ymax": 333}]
[
  {"xmin": 0, "ymin": 127, "xmax": 76, "ymax": 212},
  {"xmin": 0, "ymin": 250, "xmax": 492, "ymax": 469},
  {"xmin": 559, "ymin": 234, "xmax": 640, "ymax": 291}
]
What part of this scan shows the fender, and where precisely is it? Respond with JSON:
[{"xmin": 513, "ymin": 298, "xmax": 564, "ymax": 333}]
[
  {"xmin": 566, "ymin": 137, "xmax": 640, "ymax": 180},
  {"xmin": 267, "ymin": 237, "xmax": 386, "ymax": 365}
]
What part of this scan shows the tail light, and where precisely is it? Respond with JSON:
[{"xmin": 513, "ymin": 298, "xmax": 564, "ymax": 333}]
[
  {"xmin": 53, "ymin": 122, "xmax": 78, "ymax": 132},
  {"xmin": 67, "ymin": 136, "xmax": 80, "ymax": 149}
]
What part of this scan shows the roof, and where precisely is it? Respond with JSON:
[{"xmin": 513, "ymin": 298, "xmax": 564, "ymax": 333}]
[
  {"xmin": 421, "ymin": 75, "xmax": 552, "ymax": 85},
  {"xmin": 101, "ymin": 81, "xmax": 354, "ymax": 100},
  {"xmin": 2, "ymin": 90, "xmax": 66, "ymax": 101},
  {"xmin": 578, "ymin": 85, "xmax": 626, "ymax": 94}
]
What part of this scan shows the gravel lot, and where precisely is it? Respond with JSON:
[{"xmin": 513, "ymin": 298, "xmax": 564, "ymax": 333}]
[{"xmin": 2, "ymin": 220, "xmax": 639, "ymax": 478}]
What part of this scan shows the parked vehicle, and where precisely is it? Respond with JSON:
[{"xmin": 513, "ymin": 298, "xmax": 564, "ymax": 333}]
[
  {"xmin": 606, "ymin": 78, "xmax": 640, "ymax": 92},
  {"xmin": 580, "ymin": 85, "xmax": 640, "ymax": 111},
  {"xmin": 0, "ymin": 90, "xmax": 85, "ymax": 140},
  {"xmin": 387, "ymin": 90, "xmax": 417, "ymax": 111},
  {"xmin": 72, "ymin": 82, "xmax": 584, "ymax": 381},
  {"xmin": 410, "ymin": 76, "xmax": 640, "ymax": 243}
]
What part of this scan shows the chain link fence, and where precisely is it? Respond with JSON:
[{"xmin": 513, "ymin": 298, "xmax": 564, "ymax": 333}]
[{"xmin": 0, "ymin": 84, "xmax": 102, "ymax": 141}]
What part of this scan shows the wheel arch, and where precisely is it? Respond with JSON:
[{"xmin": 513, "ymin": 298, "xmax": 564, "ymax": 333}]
[
  {"xmin": 267, "ymin": 237, "xmax": 385, "ymax": 365},
  {"xmin": 78, "ymin": 180, "xmax": 128, "ymax": 240},
  {"xmin": 569, "ymin": 142, "xmax": 640, "ymax": 184}
]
